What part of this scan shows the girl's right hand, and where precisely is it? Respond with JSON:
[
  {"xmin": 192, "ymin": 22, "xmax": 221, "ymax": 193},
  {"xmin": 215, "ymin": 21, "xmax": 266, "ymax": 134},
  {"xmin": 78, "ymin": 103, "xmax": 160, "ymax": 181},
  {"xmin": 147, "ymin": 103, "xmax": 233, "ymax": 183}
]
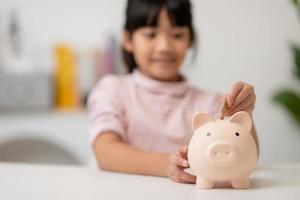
[{"xmin": 166, "ymin": 145, "xmax": 196, "ymax": 183}]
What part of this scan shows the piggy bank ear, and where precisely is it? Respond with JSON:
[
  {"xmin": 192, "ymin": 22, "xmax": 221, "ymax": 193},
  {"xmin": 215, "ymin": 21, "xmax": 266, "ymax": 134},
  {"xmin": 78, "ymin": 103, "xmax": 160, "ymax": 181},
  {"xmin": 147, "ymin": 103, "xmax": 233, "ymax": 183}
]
[
  {"xmin": 229, "ymin": 111, "xmax": 252, "ymax": 132},
  {"xmin": 192, "ymin": 113, "xmax": 215, "ymax": 131}
]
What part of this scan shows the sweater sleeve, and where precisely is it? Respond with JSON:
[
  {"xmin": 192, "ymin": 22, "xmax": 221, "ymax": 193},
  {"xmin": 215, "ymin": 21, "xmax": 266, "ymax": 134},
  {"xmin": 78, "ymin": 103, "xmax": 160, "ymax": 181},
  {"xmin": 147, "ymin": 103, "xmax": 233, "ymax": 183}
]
[
  {"xmin": 210, "ymin": 93, "xmax": 223, "ymax": 120},
  {"xmin": 87, "ymin": 75, "xmax": 126, "ymax": 145}
]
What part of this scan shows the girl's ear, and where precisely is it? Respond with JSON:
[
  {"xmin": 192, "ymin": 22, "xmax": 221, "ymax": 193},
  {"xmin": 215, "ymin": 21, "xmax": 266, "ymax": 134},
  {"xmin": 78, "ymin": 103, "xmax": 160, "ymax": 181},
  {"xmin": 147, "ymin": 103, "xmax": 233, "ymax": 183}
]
[
  {"xmin": 229, "ymin": 111, "xmax": 252, "ymax": 132},
  {"xmin": 122, "ymin": 31, "xmax": 133, "ymax": 53},
  {"xmin": 192, "ymin": 113, "xmax": 215, "ymax": 131}
]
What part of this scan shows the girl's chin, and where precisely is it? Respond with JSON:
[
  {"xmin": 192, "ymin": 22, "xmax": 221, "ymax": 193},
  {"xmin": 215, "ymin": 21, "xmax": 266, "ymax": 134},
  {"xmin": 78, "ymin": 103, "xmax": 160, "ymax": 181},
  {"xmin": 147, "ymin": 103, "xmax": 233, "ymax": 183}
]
[{"xmin": 151, "ymin": 69, "xmax": 180, "ymax": 81}]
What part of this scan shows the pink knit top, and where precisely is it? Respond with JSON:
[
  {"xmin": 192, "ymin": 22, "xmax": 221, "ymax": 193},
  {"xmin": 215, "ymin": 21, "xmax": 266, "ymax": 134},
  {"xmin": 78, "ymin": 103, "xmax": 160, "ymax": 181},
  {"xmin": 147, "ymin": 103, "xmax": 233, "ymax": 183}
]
[{"xmin": 88, "ymin": 70, "xmax": 222, "ymax": 153}]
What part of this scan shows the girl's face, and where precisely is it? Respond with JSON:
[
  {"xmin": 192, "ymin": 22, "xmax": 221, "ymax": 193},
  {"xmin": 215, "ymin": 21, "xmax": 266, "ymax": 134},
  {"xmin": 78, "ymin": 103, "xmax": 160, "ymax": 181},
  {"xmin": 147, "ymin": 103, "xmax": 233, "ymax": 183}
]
[{"xmin": 123, "ymin": 9, "xmax": 191, "ymax": 82}]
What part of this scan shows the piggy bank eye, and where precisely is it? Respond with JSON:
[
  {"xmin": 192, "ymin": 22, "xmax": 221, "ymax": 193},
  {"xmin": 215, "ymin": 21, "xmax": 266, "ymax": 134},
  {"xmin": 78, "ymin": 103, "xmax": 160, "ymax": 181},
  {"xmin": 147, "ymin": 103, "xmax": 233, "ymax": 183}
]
[
  {"xmin": 206, "ymin": 132, "xmax": 211, "ymax": 136},
  {"xmin": 235, "ymin": 132, "xmax": 240, "ymax": 136}
]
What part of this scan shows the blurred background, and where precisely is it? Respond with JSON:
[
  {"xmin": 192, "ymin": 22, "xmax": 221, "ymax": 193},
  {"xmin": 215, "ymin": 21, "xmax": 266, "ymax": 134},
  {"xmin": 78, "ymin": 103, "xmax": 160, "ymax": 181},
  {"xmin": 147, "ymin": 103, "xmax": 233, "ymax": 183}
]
[{"xmin": 0, "ymin": 0, "xmax": 299, "ymax": 166}]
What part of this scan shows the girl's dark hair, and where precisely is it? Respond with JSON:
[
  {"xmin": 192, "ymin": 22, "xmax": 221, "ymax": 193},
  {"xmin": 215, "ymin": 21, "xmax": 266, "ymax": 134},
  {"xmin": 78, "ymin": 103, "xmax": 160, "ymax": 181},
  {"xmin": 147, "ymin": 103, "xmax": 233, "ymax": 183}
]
[{"xmin": 122, "ymin": 0, "xmax": 196, "ymax": 73}]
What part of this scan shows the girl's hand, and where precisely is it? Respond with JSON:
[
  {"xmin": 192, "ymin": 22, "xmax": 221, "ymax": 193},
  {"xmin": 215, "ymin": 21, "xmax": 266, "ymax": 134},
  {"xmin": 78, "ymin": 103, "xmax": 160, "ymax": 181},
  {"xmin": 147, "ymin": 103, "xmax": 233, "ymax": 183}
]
[
  {"xmin": 166, "ymin": 145, "xmax": 196, "ymax": 183},
  {"xmin": 222, "ymin": 81, "xmax": 256, "ymax": 116}
]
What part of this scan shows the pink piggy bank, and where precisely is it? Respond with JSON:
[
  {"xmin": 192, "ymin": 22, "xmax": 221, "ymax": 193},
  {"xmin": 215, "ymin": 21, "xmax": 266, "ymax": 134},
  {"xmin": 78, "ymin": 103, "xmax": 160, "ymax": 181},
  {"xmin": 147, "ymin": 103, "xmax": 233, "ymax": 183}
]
[{"xmin": 188, "ymin": 111, "xmax": 257, "ymax": 189}]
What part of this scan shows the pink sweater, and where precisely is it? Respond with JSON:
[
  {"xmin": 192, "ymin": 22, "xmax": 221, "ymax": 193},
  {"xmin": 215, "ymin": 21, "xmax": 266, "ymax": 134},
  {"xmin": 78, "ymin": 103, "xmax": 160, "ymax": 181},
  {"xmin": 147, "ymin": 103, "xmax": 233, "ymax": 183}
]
[{"xmin": 88, "ymin": 70, "xmax": 222, "ymax": 154}]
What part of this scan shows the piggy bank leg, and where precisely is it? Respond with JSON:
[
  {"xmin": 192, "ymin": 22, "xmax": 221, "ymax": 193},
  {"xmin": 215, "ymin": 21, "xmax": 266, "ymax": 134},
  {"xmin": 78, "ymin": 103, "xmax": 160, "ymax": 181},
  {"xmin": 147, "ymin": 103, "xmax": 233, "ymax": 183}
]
[
  {"xmin": 196, "ymin": 177, "xmax": 214, "ymax": 189},
  {"xmin": 231, "ymin": 178, "xmax": 250, "ymax": 189}
]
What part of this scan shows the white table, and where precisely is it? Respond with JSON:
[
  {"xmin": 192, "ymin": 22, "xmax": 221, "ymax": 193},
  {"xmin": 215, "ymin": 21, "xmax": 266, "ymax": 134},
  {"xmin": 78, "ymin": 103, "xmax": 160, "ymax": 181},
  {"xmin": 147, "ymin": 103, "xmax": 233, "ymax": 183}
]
[
  {"xmin": 0, "ymin": 111, "xmax": 92, "ymax": 165},
  {"xmin": 1, "ymin": 162, "xmax": 300, "ymax": 200}
]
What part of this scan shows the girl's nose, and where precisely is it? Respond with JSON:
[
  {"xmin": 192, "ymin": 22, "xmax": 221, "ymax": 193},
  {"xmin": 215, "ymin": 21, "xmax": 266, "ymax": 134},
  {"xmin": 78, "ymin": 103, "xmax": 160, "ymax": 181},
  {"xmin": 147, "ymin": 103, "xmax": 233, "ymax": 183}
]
[{"xmin": 155, "ymin": 35, "xmax": 173, "ymax": 52}]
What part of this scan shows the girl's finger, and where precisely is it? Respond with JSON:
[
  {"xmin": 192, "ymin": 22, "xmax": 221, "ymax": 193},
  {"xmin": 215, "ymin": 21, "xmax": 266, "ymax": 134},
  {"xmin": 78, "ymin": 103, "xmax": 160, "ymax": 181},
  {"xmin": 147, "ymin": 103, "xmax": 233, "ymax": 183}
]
[
  {"xmin": 178, "ymin": 145, "xmax": 188, "ymax": 160},
  {"xmin": 171, "ymin": 154, "xmax": 189, "ymax": 168},
  {"xmin": 177, "ymin": 169, "xmax": 196, "ymax": 183},
  {"xmin": 233, "ymin": 85, "xmax": 254, "ymax": 107},
  {"xmin": 227, "ymin": 94, "xmax": 255, "ymax": 114},
  {"xmin": 221, "ymin": 94, "xmax": 228, "ymax": 103},
  {"xmin": 169, "ymin": 168, "xmax": 192, "ymax": 184},
  {"xmin": 227, "ymin": 82, "xmax": 244, "ymax": 108},
  {"xmin": 181, "ymin": 145, "xmax": 188, "ymax": 153},
  {"xmin": 227, "ymin": 101, "xmax": 255, "ymax": 116},
  {"xmin": 171, "ymin": 176, "xmax": 191, "ymax": 184},
  {"xmin": 231, "ymin": 102, "xmax": 255, "ymax": 115}
]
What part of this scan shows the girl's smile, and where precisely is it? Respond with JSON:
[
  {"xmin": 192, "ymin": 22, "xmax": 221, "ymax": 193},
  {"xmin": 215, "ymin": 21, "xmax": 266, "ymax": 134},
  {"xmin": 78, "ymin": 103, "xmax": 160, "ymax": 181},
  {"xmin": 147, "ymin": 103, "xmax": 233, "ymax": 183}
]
[{"xmin": 151, "ymin": 56, "xmax": 177, "ymax": 66}]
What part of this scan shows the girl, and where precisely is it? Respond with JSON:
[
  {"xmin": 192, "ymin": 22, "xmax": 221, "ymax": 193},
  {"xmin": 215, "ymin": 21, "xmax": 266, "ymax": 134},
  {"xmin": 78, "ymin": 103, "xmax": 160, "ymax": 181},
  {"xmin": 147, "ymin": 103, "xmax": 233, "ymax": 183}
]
[{"xmin": 88, "ymin": 0, "xmax": 258, "ymax": 184}]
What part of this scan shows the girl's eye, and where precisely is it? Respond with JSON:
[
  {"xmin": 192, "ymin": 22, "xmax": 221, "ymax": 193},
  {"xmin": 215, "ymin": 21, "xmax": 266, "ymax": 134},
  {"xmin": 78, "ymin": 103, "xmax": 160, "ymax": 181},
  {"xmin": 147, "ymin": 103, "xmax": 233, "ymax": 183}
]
[
  {"xmin": 143, "ymin": 31, "xmax": 156, "ymax": 39},
  {"xmin": 172, "ymin": 32, "xmax": 185, "ymax": 39}
]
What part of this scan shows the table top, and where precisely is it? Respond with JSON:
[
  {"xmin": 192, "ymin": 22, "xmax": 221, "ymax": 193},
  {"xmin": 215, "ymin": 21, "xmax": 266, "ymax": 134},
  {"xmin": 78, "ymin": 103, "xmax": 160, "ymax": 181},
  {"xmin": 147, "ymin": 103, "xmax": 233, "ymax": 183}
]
[{"xmin": 1, "ymin": 162, "xmax": 300, "ymax": 200}]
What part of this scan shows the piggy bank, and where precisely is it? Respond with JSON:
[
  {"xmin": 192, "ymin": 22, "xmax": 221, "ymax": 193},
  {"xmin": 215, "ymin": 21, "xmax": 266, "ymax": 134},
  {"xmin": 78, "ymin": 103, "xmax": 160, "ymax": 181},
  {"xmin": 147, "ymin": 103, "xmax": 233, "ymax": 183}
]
[{"xmin": 188, "ymin": 111, "xmax": 258, "ymax": 189}]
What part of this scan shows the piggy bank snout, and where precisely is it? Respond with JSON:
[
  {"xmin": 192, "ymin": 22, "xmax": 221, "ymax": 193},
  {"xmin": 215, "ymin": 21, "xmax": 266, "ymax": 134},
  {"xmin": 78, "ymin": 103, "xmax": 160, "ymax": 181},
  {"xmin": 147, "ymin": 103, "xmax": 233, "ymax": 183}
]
[{"xmin": 207, "ymin": 142, "xmax": 237, "ymax": 165}]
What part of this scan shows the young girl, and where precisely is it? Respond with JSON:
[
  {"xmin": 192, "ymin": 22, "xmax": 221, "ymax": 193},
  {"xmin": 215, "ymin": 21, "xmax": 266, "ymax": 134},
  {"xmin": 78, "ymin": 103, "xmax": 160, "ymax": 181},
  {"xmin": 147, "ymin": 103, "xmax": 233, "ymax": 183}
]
[{"xmin": 88, "ymin": 0, "xmax": 258, "ymax": 184}]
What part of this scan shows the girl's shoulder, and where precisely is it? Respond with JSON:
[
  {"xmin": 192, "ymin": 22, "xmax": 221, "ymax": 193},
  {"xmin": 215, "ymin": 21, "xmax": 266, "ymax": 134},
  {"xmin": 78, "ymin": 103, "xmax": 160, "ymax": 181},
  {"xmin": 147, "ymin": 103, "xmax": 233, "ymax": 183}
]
[
  {"xmin": 88, "ymin": 74, "xmax": 132, "ymax": 108},
  {"xmin": 93, "ymin": 73, "xmax": 132, "ymax": 91}
]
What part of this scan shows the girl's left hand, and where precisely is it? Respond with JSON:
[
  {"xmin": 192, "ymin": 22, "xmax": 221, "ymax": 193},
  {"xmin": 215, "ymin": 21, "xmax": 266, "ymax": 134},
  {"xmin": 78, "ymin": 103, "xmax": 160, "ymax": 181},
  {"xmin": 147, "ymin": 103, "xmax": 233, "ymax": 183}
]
[
  {"xmin": 222, "ymin": 81, "xmax": 256, "ymax": 116},
  {"xmin": 166, "ymin": 145, "xmax": 196, "ymax": 184}
]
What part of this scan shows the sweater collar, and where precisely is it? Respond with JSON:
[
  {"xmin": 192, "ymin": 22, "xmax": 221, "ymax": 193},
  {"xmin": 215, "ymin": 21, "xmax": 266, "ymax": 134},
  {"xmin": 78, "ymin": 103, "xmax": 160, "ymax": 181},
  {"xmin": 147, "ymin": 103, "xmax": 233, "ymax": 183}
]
[{"xmin": 132, "ymin": 69, "xmax": 188, "ymax": 97}]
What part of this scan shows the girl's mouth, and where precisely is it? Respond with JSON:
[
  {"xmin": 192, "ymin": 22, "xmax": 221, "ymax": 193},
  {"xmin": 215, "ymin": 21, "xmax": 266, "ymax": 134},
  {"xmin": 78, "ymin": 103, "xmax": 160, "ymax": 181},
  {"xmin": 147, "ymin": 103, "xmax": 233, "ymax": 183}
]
[{"xmin": 151, "ymin": 58, "xmax": 176, "ymax": 64}]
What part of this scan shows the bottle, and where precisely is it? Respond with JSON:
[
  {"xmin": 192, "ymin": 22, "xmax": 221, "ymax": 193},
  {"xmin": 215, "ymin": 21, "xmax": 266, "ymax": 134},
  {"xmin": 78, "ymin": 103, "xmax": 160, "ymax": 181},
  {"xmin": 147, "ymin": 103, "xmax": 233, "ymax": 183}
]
[{"xmin": 54, "ymin": 44, "xmax": 80, "ymax": 110}]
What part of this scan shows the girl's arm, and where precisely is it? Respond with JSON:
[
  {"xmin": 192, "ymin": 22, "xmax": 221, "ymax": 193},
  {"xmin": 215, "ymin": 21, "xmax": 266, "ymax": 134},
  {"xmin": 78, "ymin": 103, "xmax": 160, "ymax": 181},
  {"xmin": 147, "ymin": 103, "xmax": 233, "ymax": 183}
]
[
  {"xmin": 222, "ymin": 81, "xmax": 259, "ymax": 154},
  {"xmin": 93, "ymin": 131, "xmax": 169, "ymax": 176}
]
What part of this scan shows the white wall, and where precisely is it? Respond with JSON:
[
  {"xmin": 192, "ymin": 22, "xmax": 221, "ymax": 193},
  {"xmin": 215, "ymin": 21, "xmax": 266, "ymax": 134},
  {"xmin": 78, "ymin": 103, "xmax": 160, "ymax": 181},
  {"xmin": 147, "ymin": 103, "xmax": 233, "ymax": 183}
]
[
  {"xmin": 0, "ymin": 0, "xmax": 299, "ymax": 164},
  {"xmin": 0, "ymin": 0, "xmax": 126, "ymax": 48}
]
